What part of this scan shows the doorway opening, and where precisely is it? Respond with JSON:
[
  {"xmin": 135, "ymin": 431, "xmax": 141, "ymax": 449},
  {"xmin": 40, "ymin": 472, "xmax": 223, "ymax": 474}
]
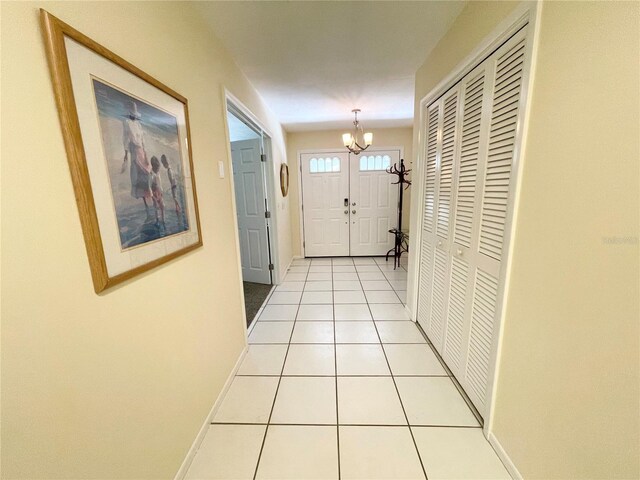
[
  {"xmin": 299, "ymin": 148, "xmax": 402, "ymax": 257},
  {"xmin": 226, "ymin": 100, "xmax": 277, "ymax": 327}
]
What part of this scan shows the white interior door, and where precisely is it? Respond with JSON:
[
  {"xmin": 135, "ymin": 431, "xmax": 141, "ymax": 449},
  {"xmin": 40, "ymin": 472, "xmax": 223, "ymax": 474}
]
[
  {"xmin": 300, "ymin": 152, "xmax": 350, "ymax": 257},
  {"xmin": 349, "ymin": 151, "xmax": 400, "ymax": 256},
  {"xmin": 231, "ymin": 139, "xmax": 271, "ymax": 284}
]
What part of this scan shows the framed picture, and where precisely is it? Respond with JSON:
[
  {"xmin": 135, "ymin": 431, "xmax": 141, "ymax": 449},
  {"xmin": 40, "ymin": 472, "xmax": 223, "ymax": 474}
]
[
  {"xmin": 280, "ymin": 163, "xmax": 290, "ymax": 197},
  {"xmin": 41, "ymin": 10, "xmax": 202, "ymax": 293}
]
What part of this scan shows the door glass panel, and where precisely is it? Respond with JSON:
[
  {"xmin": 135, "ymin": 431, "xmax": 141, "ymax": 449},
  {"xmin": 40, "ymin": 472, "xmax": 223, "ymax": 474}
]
[
  {"xmin": 360, "ymin": 154, "xmax": 393, "ymax": 171},
  {"xmin": 310, "ymin": 156, "xmax": 340, "ymax": 173}
]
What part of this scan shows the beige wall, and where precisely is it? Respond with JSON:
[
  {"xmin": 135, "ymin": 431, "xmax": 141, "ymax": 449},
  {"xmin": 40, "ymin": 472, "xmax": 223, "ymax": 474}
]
[
  {"xmin": 411, "ymin": 1, "xmax": 639, "ymax": 478},
  {"xmin": 493, "ymin": 2, "xmax": 639, "ymax": 478},
  {"xmin": 0, "ymin": 2, "xmax": 290, "ymax": 478},
  {"xmin": 286, "ymin": 127, "xmax": 413, "ymax": 257}
]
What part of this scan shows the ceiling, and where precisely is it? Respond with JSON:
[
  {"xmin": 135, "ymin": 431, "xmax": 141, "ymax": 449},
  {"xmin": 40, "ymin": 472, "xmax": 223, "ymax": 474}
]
[{"xmin": 195, "ymin": 1, "xmax": 465, "ymax": 132}]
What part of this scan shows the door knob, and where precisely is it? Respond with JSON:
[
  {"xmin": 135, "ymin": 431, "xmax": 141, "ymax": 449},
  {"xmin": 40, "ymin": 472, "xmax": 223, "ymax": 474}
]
[
  {"xmin": 457, "ymin": 248, "xmax": 463, "ymax": 256},
  {"xmin": 352, "ymin": 210, "xmax": 356, "ymax": 214},
  {"xmin": 352, "ymin": 202, "xmax": 356, "ymax": 206},
  {"xmin": 344, "ymin": 210, "xmax": 349, "ymax": 214},
  {"xmin": 437, "ymin": 240, "xmax": 443, "ymax": 247}
]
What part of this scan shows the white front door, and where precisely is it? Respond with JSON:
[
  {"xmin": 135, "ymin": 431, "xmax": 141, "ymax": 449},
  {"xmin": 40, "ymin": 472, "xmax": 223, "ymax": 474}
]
[
  {"xmin": 350, "ymin": 150, "xmax": 400, "ymax": 256},
  {"xmin": 300, "ymin": 149, "xmax": 400, "ymax": 257},
  {"xmin": 231, "ymin": 138, "xmax": 272, "ymax": 283},
  {"xmin": 300, "ymin": 152, "xmax": 350, "ymax": 257}
]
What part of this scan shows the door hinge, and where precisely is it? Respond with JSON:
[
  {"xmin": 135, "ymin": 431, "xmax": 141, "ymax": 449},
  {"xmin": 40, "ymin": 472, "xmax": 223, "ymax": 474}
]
[
  {"xmin": 260, "ymin": 153, "xmax": 267, "ymax": 162},
  {"xmin": 265, "ymin": 211, "xmax": 271, "ymax": 218},
  {"xmin": 303, "ymin": 241, "xmax": 305, "ymax": 248},
  {"xmin": 268, "ymin": 263, "xmax": 274, "ymax": 271}
]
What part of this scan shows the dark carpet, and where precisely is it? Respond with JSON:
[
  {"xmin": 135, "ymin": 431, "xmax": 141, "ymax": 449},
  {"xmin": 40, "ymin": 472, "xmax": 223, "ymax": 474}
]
[{"xmin": 243, "ymin": 281, "xmax": 273, "ymax": 327}]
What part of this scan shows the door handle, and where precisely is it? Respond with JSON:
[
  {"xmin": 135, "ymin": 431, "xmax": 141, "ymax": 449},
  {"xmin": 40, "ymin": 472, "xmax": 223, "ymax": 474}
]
[
  {"xmin": 352, "ymin": 210, "xmax": 357, "ymax": 214},
  {"xmin": 344, "ymin": 210, "xmax": 349, "ymax": 214},
  {"xmin": 352, "ymin": 202, "xmax": 356, "ymax": 206}
]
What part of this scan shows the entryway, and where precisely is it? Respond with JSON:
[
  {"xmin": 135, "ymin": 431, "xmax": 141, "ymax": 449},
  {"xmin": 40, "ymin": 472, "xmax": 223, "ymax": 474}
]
[
  {"xmin": 300, "ymin": 149, "xmax": 401, "ymax": 257},
  {"xmin": 226, "ymin": 99, "xmax": 276, "ymax": 326}
]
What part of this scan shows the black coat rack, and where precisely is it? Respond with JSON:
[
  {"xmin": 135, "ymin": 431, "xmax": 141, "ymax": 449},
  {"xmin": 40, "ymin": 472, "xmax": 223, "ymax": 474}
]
[{"xmin": 385, "ymin": 158, "xmax": 411, "ymax": 269}]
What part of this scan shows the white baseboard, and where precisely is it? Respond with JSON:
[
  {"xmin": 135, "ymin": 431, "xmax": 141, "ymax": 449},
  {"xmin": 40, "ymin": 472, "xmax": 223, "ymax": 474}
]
[
  {"xmin": 488, "ymin": 431, "xmax": 522, "ymax": 480},
  {"xmin": 174, "ymin": 346, "xmax": 249, "ymax": 480},
  {"xmin": 404, "ymin": 304, "xmax": 414, "ymax": 321}
]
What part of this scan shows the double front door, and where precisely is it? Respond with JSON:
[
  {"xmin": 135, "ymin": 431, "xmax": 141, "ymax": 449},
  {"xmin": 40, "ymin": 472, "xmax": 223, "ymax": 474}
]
[{"xmin": 301, "ymin": 149, "xmax": 400, "ymax": 257}]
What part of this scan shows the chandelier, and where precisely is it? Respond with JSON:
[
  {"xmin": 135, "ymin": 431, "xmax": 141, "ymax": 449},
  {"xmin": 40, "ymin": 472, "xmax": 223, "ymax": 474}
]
[{"xmin": 342, "ymin": 109, "xmax": 373, "ymax": 155}]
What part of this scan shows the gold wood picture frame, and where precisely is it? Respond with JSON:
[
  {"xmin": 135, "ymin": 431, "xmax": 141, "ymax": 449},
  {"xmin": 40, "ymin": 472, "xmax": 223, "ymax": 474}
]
[
  {"xmin": 41, "ymin": 10, "xmax": 203, "ymax": 293},
  {"xmin": 280, "ymin": 163, "xmax": 289, "ymax": 197}
]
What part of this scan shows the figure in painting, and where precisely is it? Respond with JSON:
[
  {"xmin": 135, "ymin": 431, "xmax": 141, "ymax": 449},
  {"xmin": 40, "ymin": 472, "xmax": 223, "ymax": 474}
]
[
  {"xmin": 120, "ymin": 101, "xmax": 152, "ymax": 217},
  {"xmin": 149, "ymin": 156, "xmax": 165, "ymax": 228},
  {"xmin": 161, "ymin": 154, "xmax": 182, "ymax": 214}
]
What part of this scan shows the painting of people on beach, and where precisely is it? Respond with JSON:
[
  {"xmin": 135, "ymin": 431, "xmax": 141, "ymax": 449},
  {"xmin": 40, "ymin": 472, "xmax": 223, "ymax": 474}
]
[{"xmin": 92, "ymin": 78, "xmax": 189, "ymax": 250}]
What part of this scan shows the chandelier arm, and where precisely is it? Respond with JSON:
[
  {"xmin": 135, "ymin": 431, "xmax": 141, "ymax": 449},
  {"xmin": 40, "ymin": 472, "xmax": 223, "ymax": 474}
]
[{"xmin": 353, "ymin": 141, "xmax": 369, "ymax": 151}]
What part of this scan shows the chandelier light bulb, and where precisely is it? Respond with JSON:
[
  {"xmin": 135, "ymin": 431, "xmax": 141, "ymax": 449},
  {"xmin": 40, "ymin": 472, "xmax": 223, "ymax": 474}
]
[{"xmin": 364, "ymin": 132, "xmax": 373, "ymax": 146}]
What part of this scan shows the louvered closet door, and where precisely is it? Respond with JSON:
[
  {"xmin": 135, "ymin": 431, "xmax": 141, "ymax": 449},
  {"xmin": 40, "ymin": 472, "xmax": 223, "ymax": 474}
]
[
  {"xmin": 418, "ymin": 86, "xmax": 463, "ymax": 351},
  {"xmin": 441, "ymin": 63, "xmax": 490, "ymax": 378},
  {"xmin": 429, "ymin": 89, "xmax": 461, "ymax": 351},
  {"xmin": 463, "ymin": 27, "xmax": 528, "ymax": 413},
  {"xmin": 417, "ymin": 25, "xmax": 530, "ymax": 418},
  {"xmin": 416, "ymin": 102, "xmax": 441, "ymax": 339}
]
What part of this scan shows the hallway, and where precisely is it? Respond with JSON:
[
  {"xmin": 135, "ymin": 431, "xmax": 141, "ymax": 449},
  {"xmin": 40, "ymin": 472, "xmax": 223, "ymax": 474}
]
[{"xmin": 186, "ymin": 257, "xmax": 510, "ymax": 479}]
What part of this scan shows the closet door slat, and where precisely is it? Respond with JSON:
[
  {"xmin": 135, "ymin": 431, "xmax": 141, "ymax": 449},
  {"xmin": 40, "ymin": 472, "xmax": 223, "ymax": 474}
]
[{"xmin": 479, "ymin": 35, "xmax": 526, "ymax": 261}]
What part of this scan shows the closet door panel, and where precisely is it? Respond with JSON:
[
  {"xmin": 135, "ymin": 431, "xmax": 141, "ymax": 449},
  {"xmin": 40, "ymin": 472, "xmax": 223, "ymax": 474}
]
[
  {"xmin": 431, "ymin": 87, "xmax": 461, "ymax": 353},
  {"xmin": 444, "ymin": 63, "xmax": 490, "ymax": 378},
  {"xmin": 423, "ymin": 103, "xmax": 440, "ymax": 235},
  {"xmin": 429, "ymin": 247, "xmax": 449, "ymax": 350},
  {"xmin": 417, "ymin": 239, "xmax": 435, "ymax": 333},
  {"xmin": 453, "ymin": 70, "xmax": 485, "ymax": 250},
  {"xmin": 443, "ymin": 256, "xmax": 469, "ymax": 373},
  {"xmin": 436, "ymin": 91, "xmax": 459, "ymax": 241},
  {"xmin": 416, "ymin": 102, "xmax": 441, "ymax": 334},
  {"xmin": 479, "ymin": 30, "xmax": 527, "ymax": 262},
  {"xmin": 465, "ymin": 268, "xmax": 499, "ymax": 412}
]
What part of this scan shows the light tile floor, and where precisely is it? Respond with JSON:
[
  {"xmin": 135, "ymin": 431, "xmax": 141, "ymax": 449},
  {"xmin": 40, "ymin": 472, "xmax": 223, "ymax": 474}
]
[{"xmin": 186, "ymin": 256, "xmax": 511, "ymax": 480}]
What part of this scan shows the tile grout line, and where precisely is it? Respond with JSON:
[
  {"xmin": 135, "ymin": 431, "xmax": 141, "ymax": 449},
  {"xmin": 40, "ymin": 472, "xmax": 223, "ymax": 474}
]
[
  {"xmin": 251, "ymin": 263, "xmax": 308, "ymax": 480},
  {"xmin": 235, "ymin": 373, "xmax": 448, "ymax": 377},
  {"xmin": 331, "ymin": 259, "xmax": 341, "ymax": 480},
  {"xmin": 211, "ymin": 421, "xmax": 483, "ymax": 428},
  {"xmin": 413, "ymin": 321, "xmax": 484, "ymax": 426},
  {"xmin": 355, "ymin": 262, "xmax": 430, "ymax": 480}
]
